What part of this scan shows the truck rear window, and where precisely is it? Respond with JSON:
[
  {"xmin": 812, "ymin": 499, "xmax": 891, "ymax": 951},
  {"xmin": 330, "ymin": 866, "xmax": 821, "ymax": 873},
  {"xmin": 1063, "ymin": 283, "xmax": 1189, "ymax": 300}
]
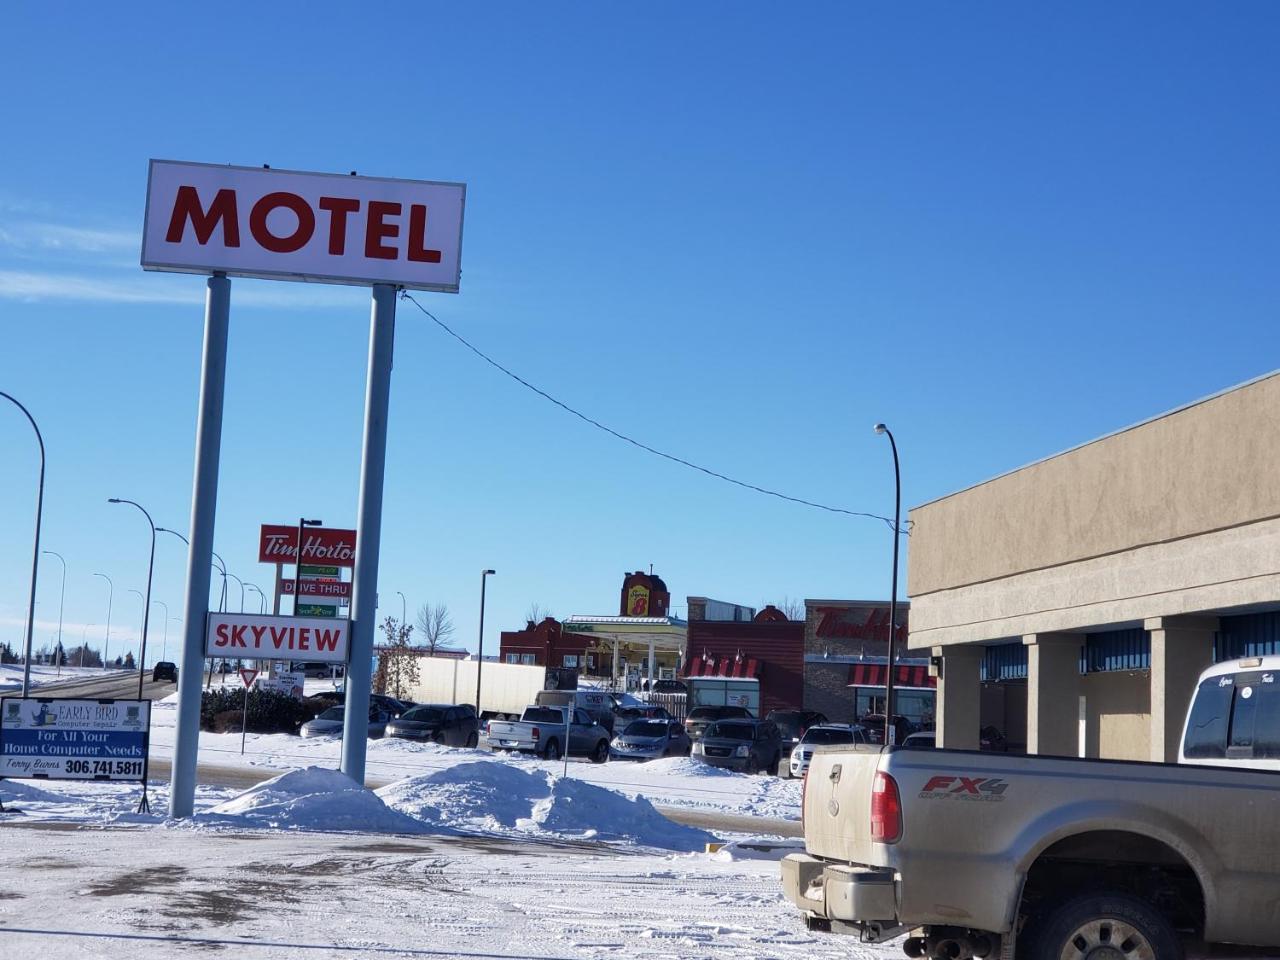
[
  {"xmin": 522, "ymin": 707, "xmax": 564, "ymax": 724},
  {"xmin": 1184, "ymin": 671, "xmax": 1280, "ymax": 759}
]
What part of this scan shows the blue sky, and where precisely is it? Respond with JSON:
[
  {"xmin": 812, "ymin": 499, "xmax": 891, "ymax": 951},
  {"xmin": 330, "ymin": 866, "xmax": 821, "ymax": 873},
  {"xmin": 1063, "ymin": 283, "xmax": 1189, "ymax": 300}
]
[{"xmin": 1, "ymin": 3, "xmax": 1277, "ymax": 664}]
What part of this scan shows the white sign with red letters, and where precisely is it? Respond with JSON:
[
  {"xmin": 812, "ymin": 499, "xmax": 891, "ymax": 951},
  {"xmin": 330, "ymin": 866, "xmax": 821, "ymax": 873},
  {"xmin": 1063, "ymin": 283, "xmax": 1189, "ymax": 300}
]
[
  {"xmin": 142, "ymin": 160, "xmax": 465, "ymax": 292},
  {"xmin": 205, "ymin": 612, "xmax": 350, "ymax": 663}
]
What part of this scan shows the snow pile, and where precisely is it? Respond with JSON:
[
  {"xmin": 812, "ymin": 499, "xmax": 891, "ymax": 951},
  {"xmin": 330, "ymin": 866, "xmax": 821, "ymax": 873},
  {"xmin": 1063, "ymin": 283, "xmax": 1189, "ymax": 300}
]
[
  {"xmin": 198, "ymin": 766, "xmax": 427, "ymax": 834},
  {"xmin": 523, "ymin": 774, "xmax": 714, "ymax": 851},
  {"xmin": 376, "ymin": 761, "xmax": 546, "ymax": 832},
  {"xmin": 710, "ymin": 837, "xmax": 805, "ymax": 862},
  {"xmin": 378, "ymin": 758, "xmax": 716, "ymax": 851},
  {"xmin": 0, "ymin": 779, "xmax": 66, "ymax": 803},
  {"xmin": 640, "ymin": 756, "xmax": 740, "ymax": 778}
]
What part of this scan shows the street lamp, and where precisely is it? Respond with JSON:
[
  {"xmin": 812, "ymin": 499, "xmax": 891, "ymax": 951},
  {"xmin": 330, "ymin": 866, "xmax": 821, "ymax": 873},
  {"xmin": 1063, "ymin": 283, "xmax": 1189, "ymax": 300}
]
[
  {"xmin": 94, "ymin": 573, "xmax": 113, "ymax": 670},
  {"xmin": 246, "ymin": 583, "xmax": 265, "ymax": 614},
  {"xmin": 0, "ymin": 390, "xmax": 45, "ymax": 698},
  {"xmin": 128, "ymin": 589, "xmax": 145, "ymax": 669},
  {"xmin": 227, "ymin": 573, "xmax": 245, "ymax": 613},
  {"xmin": 79, "ymin": 623, "xmax": 95, "ymax": 666},
  {"xmin": 151, "ymin": 600, "xmax": 168, "ymax": 667},
  {"xmin": 292, "ymin": 518, "xmax": 323, "ymax": 614},
  {"xmin": 109, "ymin": 498, "xmax": 157, "ymax": 699},
  {"xmin": 475, "ymin": 569, "xmax": 496, "ymax": 711},
  {"xmin": 157, "ymin": 527, "xmax": 228, "ymax": 613},
  {"xmin": 873, "ymin": 423, "xmax": 902, "ymax": 748},
  {"xmin": 397, "ymin": 590, "xmax": 406, "ymax": 626},
  {"xmin": 41, "ymin": 550, "xmax": 66, "ymax": 667}
]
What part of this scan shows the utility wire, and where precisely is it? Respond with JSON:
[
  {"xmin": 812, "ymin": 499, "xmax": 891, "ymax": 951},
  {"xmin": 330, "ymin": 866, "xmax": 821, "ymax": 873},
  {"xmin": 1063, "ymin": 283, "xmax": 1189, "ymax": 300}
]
[{"xmin": 401, "ymin": 291, "xmax": 907, "ymax": 533}]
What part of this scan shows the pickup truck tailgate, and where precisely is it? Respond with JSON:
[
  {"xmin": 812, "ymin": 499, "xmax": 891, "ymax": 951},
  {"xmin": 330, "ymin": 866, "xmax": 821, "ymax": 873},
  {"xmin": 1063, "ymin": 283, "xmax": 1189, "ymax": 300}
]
[{"xmin": 803, "ymin": 745, "xmax": 886, "ymax": 866}]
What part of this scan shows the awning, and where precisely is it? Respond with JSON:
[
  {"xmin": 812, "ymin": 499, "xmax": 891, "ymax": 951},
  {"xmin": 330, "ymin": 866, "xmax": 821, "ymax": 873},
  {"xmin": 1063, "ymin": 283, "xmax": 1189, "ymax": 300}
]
[
  {"xmin": 685, "ymin": 656, "xmax": 760, "ymax": 680},
  {"xmin": 848, "ymin": 663, "xmax": 936, "ymax": 689}
]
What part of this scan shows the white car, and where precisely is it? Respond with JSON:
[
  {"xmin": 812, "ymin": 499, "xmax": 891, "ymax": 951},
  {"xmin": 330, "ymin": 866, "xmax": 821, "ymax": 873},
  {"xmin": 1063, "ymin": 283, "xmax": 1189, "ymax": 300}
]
[
  {"xmin": 300, "ymin": 705, "xmax": 391, "ymax": 739},
  {"xmin": 788, "ymin": 723, "xmax": 870, "ymax": 778}
]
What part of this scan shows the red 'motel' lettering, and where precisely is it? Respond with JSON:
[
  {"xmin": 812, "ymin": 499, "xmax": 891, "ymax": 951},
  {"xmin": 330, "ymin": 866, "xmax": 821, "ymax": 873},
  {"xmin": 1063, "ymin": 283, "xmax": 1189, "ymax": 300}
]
[
  {"xmin": 408, "ymin": 204, "xmax": 442, "ymax": 263},
  {"xmin": 166, "ymin": 186, "xmax": 241, "ymax": 247},
  {"xmin": 365, "ymin": 201, "xmax": 401, "ymax": 259},
  {"xmin": 319, "ymin": 196, "xmax": 360, "ymax": 255},
  {"xmin": 250, "ymin": 191, "xmax": 315, "ymax": 253}
]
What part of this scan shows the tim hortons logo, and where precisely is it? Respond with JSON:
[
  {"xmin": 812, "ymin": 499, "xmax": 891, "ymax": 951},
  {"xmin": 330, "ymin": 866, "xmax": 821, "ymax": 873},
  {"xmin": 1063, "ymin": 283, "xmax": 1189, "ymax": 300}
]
[
  {"xmin": 919, "ymin": 775, "xmax": 1009, "ymax": 802},
  {"xmin": 814, "ymin": 607, "xmax": 907, "ymax": 643}
]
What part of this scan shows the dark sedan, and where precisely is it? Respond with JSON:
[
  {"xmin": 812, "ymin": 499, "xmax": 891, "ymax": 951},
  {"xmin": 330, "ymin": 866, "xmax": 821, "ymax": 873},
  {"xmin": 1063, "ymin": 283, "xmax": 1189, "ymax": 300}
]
[{"xmin": 385, "ymin": 703, "xmax": 480, "ymax": 747}]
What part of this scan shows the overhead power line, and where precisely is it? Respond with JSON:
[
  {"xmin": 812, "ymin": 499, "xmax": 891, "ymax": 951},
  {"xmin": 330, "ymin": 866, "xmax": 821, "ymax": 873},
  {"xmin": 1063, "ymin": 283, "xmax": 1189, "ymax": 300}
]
[{"xmin": 400, "ymin": 291, "xmax": 906, "ymax": 533}]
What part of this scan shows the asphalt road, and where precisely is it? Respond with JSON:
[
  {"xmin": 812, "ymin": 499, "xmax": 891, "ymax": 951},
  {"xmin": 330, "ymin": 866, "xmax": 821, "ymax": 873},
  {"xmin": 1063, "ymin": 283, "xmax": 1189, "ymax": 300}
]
[{"xmin": 20, "ymin": 670, "xmax": 803, "ymax": 838}]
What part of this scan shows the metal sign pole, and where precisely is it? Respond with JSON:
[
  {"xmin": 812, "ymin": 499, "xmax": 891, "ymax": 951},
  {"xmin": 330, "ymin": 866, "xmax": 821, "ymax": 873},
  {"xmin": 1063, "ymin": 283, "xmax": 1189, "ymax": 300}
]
[
  {"xmin": 169, "ymin": 273, "xmax": 231, "ymax": 819},
  {"xmin": 340, "ymin": 283, "xmax": 397, "ymax": 785}
]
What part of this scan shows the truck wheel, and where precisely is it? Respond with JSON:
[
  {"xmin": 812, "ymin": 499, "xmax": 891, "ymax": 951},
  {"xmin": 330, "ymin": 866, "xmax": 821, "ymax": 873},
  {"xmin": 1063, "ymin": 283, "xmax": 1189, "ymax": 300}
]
[
  {"xmin": 465, "ymin": 733, "xmax": 478, "ymax": 748},
  {"xmin": 1023, "ymin": 890, "xmax": 1181, "ymax": 960},
  {"xmin": 543, "ymin": 739, "xmax": 561, "ymax": 761},
  {"xmin": 745, "ymin": 756, "xmax": 760, "ymax": 775},
  {"xmin": 590, "ymin": 740, "xmax": 609, "ymax": 764}
]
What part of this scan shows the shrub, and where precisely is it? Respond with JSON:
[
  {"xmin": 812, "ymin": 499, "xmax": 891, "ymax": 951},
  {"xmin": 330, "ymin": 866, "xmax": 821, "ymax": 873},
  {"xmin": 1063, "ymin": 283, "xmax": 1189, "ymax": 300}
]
[{"xmin": 199, "ymin": 687, "xmax": 310, "ymax": 734}]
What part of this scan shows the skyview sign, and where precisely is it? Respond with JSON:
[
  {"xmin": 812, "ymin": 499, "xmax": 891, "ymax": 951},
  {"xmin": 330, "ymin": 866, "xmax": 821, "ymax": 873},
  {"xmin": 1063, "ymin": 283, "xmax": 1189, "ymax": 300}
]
[
  {"xmin": 142, "ymin": 160, "xmax": 465, "ymax": 292},
  {"xmin": 205, "ymin": 612, "xmax": 350, "ymax": 663}
]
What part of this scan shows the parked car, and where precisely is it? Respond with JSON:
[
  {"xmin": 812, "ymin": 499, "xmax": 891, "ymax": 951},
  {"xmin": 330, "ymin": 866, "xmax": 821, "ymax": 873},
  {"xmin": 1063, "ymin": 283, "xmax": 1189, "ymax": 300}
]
[
  {"xmin": 646, "ymin": 678, "xmax": 687, "ymax": 694},
  {"xmin": 860, "ymin": 713, "xmax": 916, "ymax": 745},
  {"xmin": 781, "ymin": 656, "xmax": 1280, "ymax": 959},
  {"xmin": 386, "ymin": 703, "xmax": 480, "ymax": 747},
  {"xmin": 300, "ymin": 704, "xmax": 391, "ymax": 739},
  {"xmin": 767, "ymin": 709, "xmax": 829, "ymax": 753},
  {"xmin": 316, "ymin": 690, "xmax": 413, "ymax": 718},
  {"xmin": 900, "ymin": 730, "xmax": 936, "ymax": 749},
  {"xmin": 613, "ymin": 704, "xmax": 673, "ymax": 725},
  {"xmin": 789, "ymin": 723, "xmax": 872, "ymax": 778},
  {"xmin": 482, "ymin": 705, "xmax": 611, "ymax": 762},
  {"xmin": 151, "ymin": 661, "xmax": 179, "ymax": 683},
  {"xmin": 684, "ymin": 705, "xmax": 754, "ymax": 740},
  {"xmin": 692, "ymin": 718, "xmax": 783, "ymax": 774},
  {"xmin": 609, "ymin": 718, "xmax": 692, "ymax": 761},
  {"xmin": 979, "ymin": 725, "xmax": 1008, "ymax": 752}
]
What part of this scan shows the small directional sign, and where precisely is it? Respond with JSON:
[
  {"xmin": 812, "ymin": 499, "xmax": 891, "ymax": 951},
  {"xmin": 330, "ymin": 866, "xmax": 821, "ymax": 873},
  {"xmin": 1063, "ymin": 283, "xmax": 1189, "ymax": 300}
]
[{"xmin": 239, "ymin": 669, "xmax": 259, "ymax": 689}]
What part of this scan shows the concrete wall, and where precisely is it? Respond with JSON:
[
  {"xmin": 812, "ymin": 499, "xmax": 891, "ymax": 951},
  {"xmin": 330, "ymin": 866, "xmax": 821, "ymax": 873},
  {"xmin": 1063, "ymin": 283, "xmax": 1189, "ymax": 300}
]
[
  {"xmin": 1080, "ymin": 670, "xmax": 1151, "ymax": 760},
  {"xmin": 907, "ymin": 373, "xmax": 1280, "ymax": 649}
]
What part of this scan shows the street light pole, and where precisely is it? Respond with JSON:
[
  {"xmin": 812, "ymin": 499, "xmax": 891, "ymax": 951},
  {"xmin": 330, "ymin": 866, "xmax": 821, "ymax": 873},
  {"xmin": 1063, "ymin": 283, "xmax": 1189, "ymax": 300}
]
[
  {"xmin": 94, "ymin": 573, "xmax": 113, "ymax": 670},
  {"xmin": 227, "ymin": 573, "xmax": 245, "ymax": 614},
  {"xmin": 128, "ymin": 589, "xmax": 145, "ymax": 668},
  {"xmin": 41, "ymin": 550, "xmax": 66, "ymax": 670},
  {"xmin": 0, "ymin": 390, "xmax": 45, "ymax": 698},
  {"xmin": 246, "ymin": 584, "xmax": 265, "ymax": 614},
  {"xmin": 151, "ymin": 600, "xmax": 168, "ymax": 666},
  {"xmin": 110, "ymin": 498, "xmax": 157, "ymax": 700},
  {"xmin": 873, "ymin": 423, "xmax": 902, "ymax": 748},
  {"xmin": 475, "ymin": 569, "xmax": 496, "ymax": 711},
  {"xmin": 397, "ymin": 591, "xmax": 406, "ymax": 626}
]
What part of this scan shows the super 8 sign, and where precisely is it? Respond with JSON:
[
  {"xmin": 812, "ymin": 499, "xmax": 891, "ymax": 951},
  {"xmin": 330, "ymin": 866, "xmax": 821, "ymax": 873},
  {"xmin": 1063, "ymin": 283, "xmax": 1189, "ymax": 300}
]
[{"xmin": 142, "ymin": 160, "xmax": 465, "ymax": 292}]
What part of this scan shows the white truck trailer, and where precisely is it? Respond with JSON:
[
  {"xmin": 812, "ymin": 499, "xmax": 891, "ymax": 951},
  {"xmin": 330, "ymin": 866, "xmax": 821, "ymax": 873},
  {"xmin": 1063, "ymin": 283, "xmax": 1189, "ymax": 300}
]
[{"xmin": 407, "ymin": 656, "xmax": 548, "ymax": 720}]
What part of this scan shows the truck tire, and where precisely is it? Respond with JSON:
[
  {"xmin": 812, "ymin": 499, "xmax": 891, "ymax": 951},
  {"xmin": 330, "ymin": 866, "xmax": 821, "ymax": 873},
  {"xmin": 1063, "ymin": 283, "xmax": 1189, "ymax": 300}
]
[
  {"xmin": 543, "ymin": 739, "xmax": 561, "ymax": 761},
  {"xmin": 465, "ymin": 733, "xmax": 479, "ymax": 748},
  {"xmin": 1022, "ymin": 890, "xmax": 1182, "ymax": 960},
  {"xmin": 590, "ymin": 740, "xmax": 609, "ymax": 763}
]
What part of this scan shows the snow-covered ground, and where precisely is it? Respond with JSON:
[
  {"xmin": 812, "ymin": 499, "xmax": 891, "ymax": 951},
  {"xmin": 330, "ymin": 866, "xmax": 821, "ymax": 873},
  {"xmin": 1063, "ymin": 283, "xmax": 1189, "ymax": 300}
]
[
  {"xmin": 145, "ymin": 692, "xmax": 803, "ymax": 822},
  {"xmin": 0, "ymin": 663, "xmax": 130, "ymax": 693}
]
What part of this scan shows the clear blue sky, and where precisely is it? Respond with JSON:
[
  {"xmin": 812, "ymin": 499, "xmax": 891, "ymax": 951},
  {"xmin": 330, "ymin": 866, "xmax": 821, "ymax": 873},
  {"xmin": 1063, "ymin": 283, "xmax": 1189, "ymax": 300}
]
[{"xmin": 1, "ymin": 3, "xmax": 1277, "ymax": 664}]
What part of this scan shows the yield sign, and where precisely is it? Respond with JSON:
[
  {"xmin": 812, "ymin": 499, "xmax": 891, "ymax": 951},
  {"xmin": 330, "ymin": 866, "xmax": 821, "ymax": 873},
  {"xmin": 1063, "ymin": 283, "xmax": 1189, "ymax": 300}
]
[{"xmin": 239, "ymin": 668, "xmax": 259, "ymax": 689}]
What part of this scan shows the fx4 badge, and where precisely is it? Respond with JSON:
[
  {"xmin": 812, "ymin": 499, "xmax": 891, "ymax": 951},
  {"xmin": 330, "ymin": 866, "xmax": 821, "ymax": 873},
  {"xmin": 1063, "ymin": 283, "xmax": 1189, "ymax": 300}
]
[{"xmin": 919, "ymin": 775, "xmax": 1009, "ymax": 802}]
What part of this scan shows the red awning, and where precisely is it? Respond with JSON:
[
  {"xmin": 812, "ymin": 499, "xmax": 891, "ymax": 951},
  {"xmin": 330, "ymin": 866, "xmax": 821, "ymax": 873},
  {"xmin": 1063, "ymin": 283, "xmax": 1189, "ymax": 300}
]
[
  {"xmin": 685, "ymin": 656, "xmax": 760, "ymax": 680},
  {"xmin": 847, "ymin": 663, "xmax": 936, "ymax": 689}
]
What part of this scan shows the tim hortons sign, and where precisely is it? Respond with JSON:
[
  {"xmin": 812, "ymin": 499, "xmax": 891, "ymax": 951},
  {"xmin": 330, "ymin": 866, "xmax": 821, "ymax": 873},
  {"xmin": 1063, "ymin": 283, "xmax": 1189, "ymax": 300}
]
[
  {"xmin": 141, "ymin": 160, "xmax": 465, "ymax": 292},
  {"xmin": 259, "ymin": 525, "xmax": 357, "ymax": 568}
]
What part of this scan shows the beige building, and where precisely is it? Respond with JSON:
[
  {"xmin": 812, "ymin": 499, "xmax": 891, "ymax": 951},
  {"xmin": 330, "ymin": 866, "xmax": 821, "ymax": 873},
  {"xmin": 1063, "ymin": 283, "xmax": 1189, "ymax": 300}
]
[{"xmin": 907, "ymin": 371, "xmax": 1280, "ymax": 761}]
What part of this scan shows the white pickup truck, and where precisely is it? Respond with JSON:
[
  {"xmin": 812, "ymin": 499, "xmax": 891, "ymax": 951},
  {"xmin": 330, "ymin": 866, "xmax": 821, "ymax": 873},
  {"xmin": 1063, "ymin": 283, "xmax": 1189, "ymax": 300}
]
[
  {"xmin": 481, "ymin": 705, "xmax": 611, "ymax": 763},
  {"xmin": 782, "ymin": 655, "xmax": 1280, "ymax": 960}
]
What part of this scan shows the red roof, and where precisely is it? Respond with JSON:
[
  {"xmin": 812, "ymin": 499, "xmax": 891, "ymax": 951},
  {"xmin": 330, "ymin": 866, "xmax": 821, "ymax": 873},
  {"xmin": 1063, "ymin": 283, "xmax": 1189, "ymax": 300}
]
[
  {"xmin": 847, "ymin": 663, "xmax": 936, "ymax": 689},
  {"xmin": 685, "ymin": 655, "xmax": 760, "ymax": 679}
]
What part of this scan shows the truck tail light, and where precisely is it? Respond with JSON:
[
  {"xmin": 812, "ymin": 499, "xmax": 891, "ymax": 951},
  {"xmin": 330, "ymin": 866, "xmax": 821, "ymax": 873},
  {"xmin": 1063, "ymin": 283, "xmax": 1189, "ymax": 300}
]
[
  {"xmin": 532, "ymin": 726, "xmax": 540, "ymax": 740},
  {"xmin": 801, "ymin": 769, "xmax": 809, "ymax": 832},
  {"xmin": 870, "ymin": 771, "xmax": 902, "ymax": 843}
]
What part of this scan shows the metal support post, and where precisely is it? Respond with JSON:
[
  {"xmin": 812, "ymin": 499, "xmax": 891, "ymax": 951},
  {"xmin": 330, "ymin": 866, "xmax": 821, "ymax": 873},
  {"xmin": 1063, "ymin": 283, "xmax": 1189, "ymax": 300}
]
[
  {"xmin": 341, "ymin": 283, "xmax": 397, "ymax": 785},
  {"xmin": 169, "ymin": 273, "xmax": 231, "ymax": 818}
]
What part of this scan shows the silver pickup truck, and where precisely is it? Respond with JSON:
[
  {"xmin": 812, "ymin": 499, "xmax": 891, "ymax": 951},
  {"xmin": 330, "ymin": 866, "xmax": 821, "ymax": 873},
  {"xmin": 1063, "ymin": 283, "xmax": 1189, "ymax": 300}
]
[
  {"xmin": 782, "ymin": 656, "xmax": 1280, "ymax": 960},
  {"xmin": 482, "ymin": 705, "xmax": 611, "ymax": 763}
]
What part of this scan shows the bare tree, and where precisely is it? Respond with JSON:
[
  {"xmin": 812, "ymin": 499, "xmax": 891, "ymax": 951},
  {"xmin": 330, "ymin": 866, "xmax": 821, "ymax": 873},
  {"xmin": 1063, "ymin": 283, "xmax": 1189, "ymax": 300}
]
[
  {"xmin": 374, "ymin": 617, "xmax": 420, "ymax": 701},
  {"xmin": 525, "ymin": 603, "xmax": 553, "ymax": 624},
  {"xmin": 415, "ymin": 602, "xmax": 455, "ymax": 655},
  {"xmin": 779, "ymin": 597, "xmax": 805, "ymax": 622}
]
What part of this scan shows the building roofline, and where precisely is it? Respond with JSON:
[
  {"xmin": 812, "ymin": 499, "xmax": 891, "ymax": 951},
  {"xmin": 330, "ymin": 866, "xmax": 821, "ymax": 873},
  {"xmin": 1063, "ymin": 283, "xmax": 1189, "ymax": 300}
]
[
  {"xmin": 804, "ymin": 598, "xmax": 911, "ymax": 607},
  {"xmin": 909, "ymin": 368, "xmax": 1280, "ymax": 513}
]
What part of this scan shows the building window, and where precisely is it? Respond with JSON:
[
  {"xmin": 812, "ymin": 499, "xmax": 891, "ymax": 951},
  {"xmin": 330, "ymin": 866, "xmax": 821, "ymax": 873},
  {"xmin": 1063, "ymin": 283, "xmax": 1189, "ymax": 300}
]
[
  {"xmin": 563, "ymin": 655, "xmax": 579, "ymax": 668},
  {"xmin": 505, "ymin": 654, "xmax": 520, "ymax": 664},
  {"xmin": 521, "ymin": 654, "xmax": 536, "ymax": 665}
]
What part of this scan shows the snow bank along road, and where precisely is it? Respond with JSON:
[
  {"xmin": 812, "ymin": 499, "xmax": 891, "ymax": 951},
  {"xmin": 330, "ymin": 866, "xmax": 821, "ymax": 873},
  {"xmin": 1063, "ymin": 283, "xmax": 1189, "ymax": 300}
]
[{"xmin": 0, "ymin": 822, "xmax": 892, "ymax": 960}]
